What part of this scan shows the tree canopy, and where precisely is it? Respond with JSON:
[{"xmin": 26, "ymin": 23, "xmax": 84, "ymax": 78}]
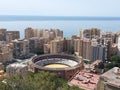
[
  {"xmin": 105, "ymin": 55, "xmax": 120, "ymax": 70},
  {"xmin": 0, "ymin": 71, "xmax": 83, "ymax": 90},
  {"xmin": 35, "ymin": 48, "xmax": 44, "ymax": 55}
]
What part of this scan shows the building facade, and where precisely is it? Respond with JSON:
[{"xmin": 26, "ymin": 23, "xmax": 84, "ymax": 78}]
[
  {"xmin": 29, "ymin": 37, "xmax": 40, "ymax": 53},
  {"xmin": 44, "ymin": 44, "xmax": 50, "ymax": 54},
  {"xmin": 80, "ymin": 28, "xmax": 100, "ymax": 39},
  {"xmin": 25, "ymin": 27, "xmax": 34, "ymax": 39},
  {"xmin": 118, "ymin": 36, "xmax": 120, "ymax": 56},
  {"xmin": 0, "ymin": 29, "xmax": 7, "ymax": 41},
  {"xmin": 78, "ymin": 38, "xmax": 91, "ymax": 60},
  {"xmin": 91, "ymin": 45, "xmax": 106, "ymax": 62},
  {"xmin": 0, "ymin": 44, "xmax": 13, "ymax": 62},
  {"xmin": 12, "ymin": 39, "xmax": 29, "ymax": 58},
  {"xmin": 97, "ymin": 67, "xmax": 120, "ymax": 90},
  {"xmin": 6, "ymin": 63, "xmax": 28, "ymax": 78},
  {"xmin": 6, "ymin": 31, "xmax": 20, "ymax": 42},
  {"xmin": 50, "ymin": 39, "xmax": 64, "ymax": 54}
]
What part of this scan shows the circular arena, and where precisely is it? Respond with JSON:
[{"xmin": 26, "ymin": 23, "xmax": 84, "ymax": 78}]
[{"xmin": 31, "ymin": 54, "xmax": 84, "ymax": 79}]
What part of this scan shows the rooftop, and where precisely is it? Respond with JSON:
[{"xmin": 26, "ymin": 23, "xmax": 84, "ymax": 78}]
[
  {"xmin": 69, "ymin": 69, "xmax": 100, "ymax": 90},
  {"xmin": 101, "ymin": 67, "xmax": 120, "ymax": 87},
  {"xmin": 7, "ymin": 63, "xmax": 27, "ymax": 69}
]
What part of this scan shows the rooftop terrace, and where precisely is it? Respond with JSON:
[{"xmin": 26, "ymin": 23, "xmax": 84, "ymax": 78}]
[{"xmin": 69, "ymin": 69, "xmax": 100, "ymax": 90}]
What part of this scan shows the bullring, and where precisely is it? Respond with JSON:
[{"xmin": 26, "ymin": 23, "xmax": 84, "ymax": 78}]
[{"xmin": 31, "ymin": 54, "xmax": 84, "ymax": 79}]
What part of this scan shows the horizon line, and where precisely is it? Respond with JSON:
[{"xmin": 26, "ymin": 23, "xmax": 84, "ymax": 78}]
[
  {"xmin": 0, "ymin": 15, "xmax": 120, "ymax": 17},
  {"xmin": 0, "ymin": 15, "xmax": 120, "ymax": 21}
]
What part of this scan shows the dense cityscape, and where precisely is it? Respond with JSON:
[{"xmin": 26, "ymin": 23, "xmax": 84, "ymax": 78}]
[{"xmin": 0, "ymin": 28, "xmax": 120, "ymax": 90}]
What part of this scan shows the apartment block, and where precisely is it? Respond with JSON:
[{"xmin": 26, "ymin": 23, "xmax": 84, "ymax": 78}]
[
  {"xmin": 80, "ymin": 28, "xmax": 100, "ymax": 39},
  {"xmin": 12, "ymin": 39, "xmax": 29, "ymax": 58},
  {"xmin": 0, "ymin": 29, "xmax": 7, "ymax": 41},
  {"xmin": 50, "ymin": 38, "xmax": 64, "ymax": 54},
  {"xmin": 91, "ymin": 44, "xmax": 107, "ymax": 62},
  {"xmin": 25, "ymin": 27, "xmax": 34, "ymax": 39},
  {"xmin": 0, "ymin": 44, "xmax": 13, "ymax": 62},
  {"xmin": 6, "ymin": 31, "xmax": 20, "ymax": 42},
  {"xmin": 6, "ymin": 63, "xmax": 28, "ymax": 78},
  {"xmin": 78, "ymin": 38, "xmax": 91, "ymax": 60}
]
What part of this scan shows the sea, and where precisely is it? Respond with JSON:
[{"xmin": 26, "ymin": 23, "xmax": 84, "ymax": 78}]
[{"xmin": 0, "ymin": 16, "xmax": 120, "ymax": 39}]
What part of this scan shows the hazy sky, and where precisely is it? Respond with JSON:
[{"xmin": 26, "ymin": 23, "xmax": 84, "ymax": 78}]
[{"xmin": 0, "ymin": 0, "xmax": 120, "ymax": 16}]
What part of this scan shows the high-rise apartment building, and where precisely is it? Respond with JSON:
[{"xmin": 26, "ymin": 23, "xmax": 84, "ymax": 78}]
[
  {"xmin": 39, "ymin": 37, "xmax": 47, "ymax": 50},
  {"xmin": 101, "ymin": 32, "xmax": 117, "ymax": 43},
  {"xmin": 73, "ymin": 39, "xmax": 79, "ymax": 52},
  {"xmin": 6, "ymin": 31, "xmax": 20, "ymax": 42},
  {"xmin": 43, "ymin": 29, "xmax": 50, "ymax": 38},
  {"xmin": 91, "ymin": 44, "xmax": 106, "ymax": 62},
  {"xmin": 105, "ymin": 40, "xmax": 112, "ymax": 60},
  {"xmin": 44, "ymin": 44, "xmax": 50, "ymax": 54},
  {"xmin": 78, "ymin": 38, "xmax": 91, "ymax": 60},
  {"xmin": 25, "ymin": 28, "xmax": 63, "ymax": 41},
  {"xmin": 33, "ymin": 29, "xmax": 38, "ymax": 37},
  {"xmin": 49, "ymin": 30, "xmax": 56, "ymax": 40},
  {"xmin": 39, "ymin": 29, "xmax": 44, "ymax": 37},
  {"xmin": 54, "ymin": 29, "xmax": 63, "ymax": 38},
  {"xmin": 0, "ymin": 29, "xmax": 20, "ymax": 42},
  {"xmin": 29, "ymin": 37, "xmax": 40, "ymax": 53},
  {"xmin": 25, "ymin": 27, "xmax": 34, "ymax": 39},
  {"xmin": 6, "ymin": 33, "xmax": 12, "ymax": 42},
  {"xmin": 33, "ymin": 29, "xmax": 44, "ymax": 37},
  {"xmin": 0, "ymin": 29, "xmax": 7, "ymax": 41},
  {"xmin": 0, "ymin": 44, "xmax": 13, "ymax": 62},
  {"xmin": 78, "ymin": 38, "xmax": 107, "ymax": 62},
  {"xmin": 12, "ymin": 39, "xmax": 29, "ymax": 58},
  {"xmin": 63, "ymin": 38, "xmax": 73, "ymax": 53},
  {"xmin": 50, "ymin": 38, "xmax": 64, "ymax": 54},
  {"xmin": 80, "ymin": 28, "xmax": 100, "ymax": 39}
]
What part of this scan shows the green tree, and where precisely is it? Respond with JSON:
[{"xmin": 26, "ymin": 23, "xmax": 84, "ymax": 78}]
[
  {"xmin": 35, "ymin": 48, "xmax": 44, "ymax": 55},
  {"xmin": 111, "ymin": 55, "xmax": 120, "ymax": 63},
  {"xmin": 0, "ymin": 71, "xmax": 83, "ymax": 90},
  {"xmin": 105, "ymin": 55, "xmax": 120, "ymax": 70},
  {"xmin": 0, "ymin": 81, "xmax": 12, "ymax": 90}
]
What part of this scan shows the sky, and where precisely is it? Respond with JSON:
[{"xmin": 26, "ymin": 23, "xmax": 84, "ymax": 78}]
[{"xmin": 0, "ymin": 0, "xmax": 120, "ymax": 17}]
